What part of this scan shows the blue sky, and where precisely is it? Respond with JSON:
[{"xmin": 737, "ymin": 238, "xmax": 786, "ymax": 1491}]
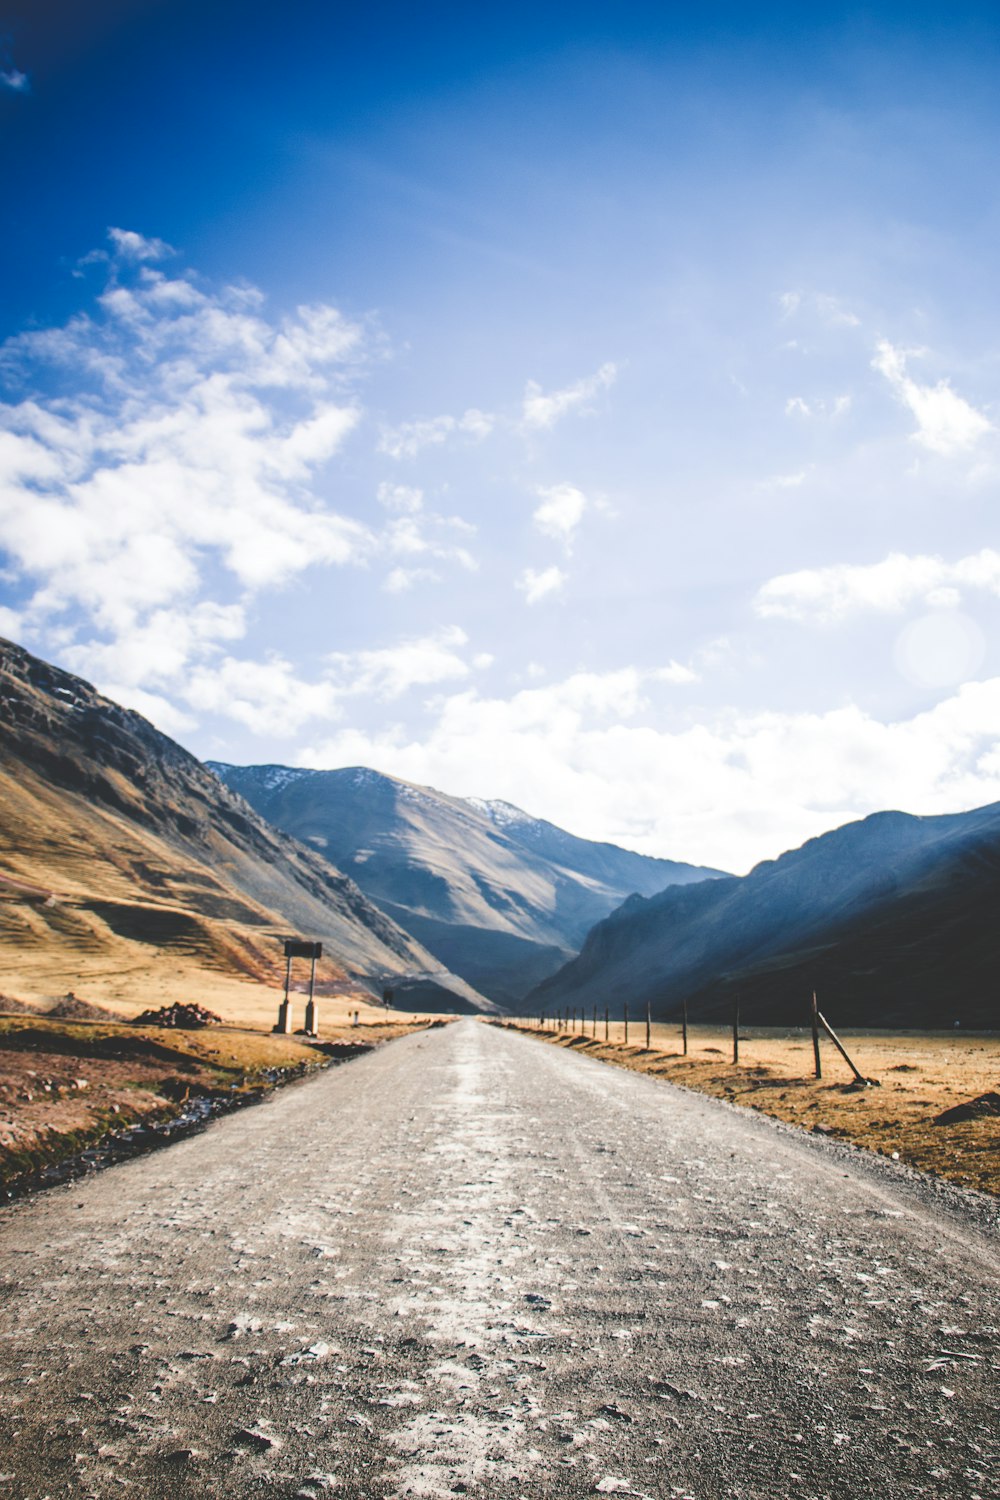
[{"xmin": 3, "ymin": 1, "xmax": 1000, "ymax": 870}]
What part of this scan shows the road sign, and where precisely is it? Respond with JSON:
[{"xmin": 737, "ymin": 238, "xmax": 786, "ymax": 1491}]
[{"xmin": 284, "ymin": 939, "xmax": 323, "ymax": 959}]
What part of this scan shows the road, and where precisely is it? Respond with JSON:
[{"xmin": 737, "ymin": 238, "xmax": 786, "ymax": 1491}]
[{"xmin": 0, "ymin": 1019, "xmax": 997, "ymax": 1500}]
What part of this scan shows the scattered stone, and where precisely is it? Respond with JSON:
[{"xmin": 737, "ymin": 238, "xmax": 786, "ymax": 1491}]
[
  {"xmin": 132, "ymin": 1003, "xmax": 223, "ymax": 1029},
  {"xmin": 47, "ymin": 992, "xmax": 116, "ymax": 1021},
  {"xmin": 233, "ymin": 1424, "xmax": 280, "ymax": 1452},
  {"xmin": 933, "ymin": 1092, "xmax": 1000, "ymax": 1126},
  {"xmin": 163, "ymin": 1447, "xmax": 198, "ymax": 1464}
]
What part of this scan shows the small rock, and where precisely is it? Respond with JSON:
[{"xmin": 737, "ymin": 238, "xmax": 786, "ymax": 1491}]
[
  {"xmin": 233, "ymin": 1425, "xmax": 280, "ymax": 1452},
  {"xmin": 163, "ymin": 1448, "xmax": 197, "ymax": 1464}
]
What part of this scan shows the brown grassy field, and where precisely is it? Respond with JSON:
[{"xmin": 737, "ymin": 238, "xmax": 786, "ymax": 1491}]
[
  {"xmin": 499, "ymin": 1019, "xmax": 1000, "ymax": 1198},
  {"xmin": 0, "ymin": 1008, "xmax": 435, "ymax": 1194}
]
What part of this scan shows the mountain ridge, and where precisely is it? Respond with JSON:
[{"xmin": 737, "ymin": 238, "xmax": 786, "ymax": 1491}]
[
  {"xmin": 0, "ymin": 639, "xmax": 490, "ymax": 1013},
  {"xmin": 529, "ymin": 798, "xmax": 1000, "ymax": 1027},
  {"xmin": 207, "ymin": 761, "xmax": 725, "ymax": 1006}
]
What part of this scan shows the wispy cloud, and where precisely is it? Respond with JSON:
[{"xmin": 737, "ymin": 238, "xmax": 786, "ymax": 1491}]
[
  {"xmin": 532, "ymin": 482, "xmax": 587, "ymax": 546},
  {"xmin": 107, "ymin": 227, "xmax": 176, "ymax": 262},
  {"xmin": 522, "ymin": 361, "xmax": 617, "ymax": 430},
  {"xmin": 0, "ymin": 67, "xmax": 28, "ymax": 92},
  {"xmin": 872, "ymin": 340, "xmax": 992, "ymax": 455},
  {"xmin": 755, "ymin": 547, "xmax": 1000, "ymax": 622},
  {"xmin": 379, "ymin": 408, "xmax": 493, "ymax": 459},
  {"xmin": 515, "ymin": 565, "xmax": 566, "ymax": 604}
]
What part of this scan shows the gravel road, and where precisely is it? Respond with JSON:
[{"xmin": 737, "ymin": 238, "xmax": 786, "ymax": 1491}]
[{"xmin": 1, "ymin": 1019, "xmax": 997, "ymax": 1500}]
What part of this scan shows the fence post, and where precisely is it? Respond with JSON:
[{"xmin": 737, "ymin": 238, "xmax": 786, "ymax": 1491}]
[
  {"xmin": 682, "ymin": 998, "xmax": 688, "ymax": 1056},
  {"xmin": 645, "ymin": 999, "xmax": 651, "ymax": 1050},
  {"xmin": 624, "ymin": 999, "xmax": 629, "ymax": 1045},
  {"xmin": 732, "ymin": 993, "xmax": 740, "ymax": 1065},
  {"xmin": 593, "ymin": 1003, "xmax": 597, "ymax": 1038},
  {"xmin": 604, "ymin": 1005, "xmax": 609, "ymax": 1041},
  {"xmin": 816, "ymin": 1005, "xmax": 877, "ymax": 1086},
  {"xmin": 811, "ymin": 991, "xmax": 822, "ymax": 1079}
]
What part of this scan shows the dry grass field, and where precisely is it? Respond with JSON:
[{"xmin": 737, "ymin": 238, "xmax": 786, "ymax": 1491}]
[
  {"xmin": 500, "ymin": 1018, "xmax": 1000, "ymax": 1198},
  {"xmin": 0, "ymin": 1005, "xmax": 436, "ymax": 1194}
]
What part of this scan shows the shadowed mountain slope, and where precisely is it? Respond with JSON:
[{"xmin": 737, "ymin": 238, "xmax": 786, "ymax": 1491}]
[
  {"xmin": 529, "ymin": 802, "xmax": 1000, "ymax": 1028},
  {"xmin": 208, "ymin": 763, "xmax": 723, "ymax": 1007},
  {"xmin": 0, "ymin": 640, "xmax": 488, "ymax": 1012}
]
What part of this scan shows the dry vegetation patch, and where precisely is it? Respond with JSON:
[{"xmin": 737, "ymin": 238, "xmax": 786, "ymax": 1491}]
[
  {"xmin": 0, "ymin": 1009, "xmax": 431, "ymax": 1196},
  {"xmin": 499, "ymin": 1020, "xmax": 1000, "ymax": 1197}
]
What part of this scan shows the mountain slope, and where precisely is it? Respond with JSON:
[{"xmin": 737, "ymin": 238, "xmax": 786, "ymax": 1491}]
[
  {"xmin": 0, "ymin": 640, "xmax": 488, "ymax": 1013},
  {"xmin": 529, "ymin": 802, "xmax": 1000, "ymax": 1027},
  {"xmin": 208, "ymin": 763, "xmax": 723, "ymax": 1006}
]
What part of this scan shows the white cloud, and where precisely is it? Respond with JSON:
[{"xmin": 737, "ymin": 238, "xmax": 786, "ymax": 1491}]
[
  {"xmin": 0, "ymin": 68, "xmax": 28, "ymax": 92},
  {"xmin": 784, "ymin": 394, "xmax": 851, "ymax": 419},
  {"xmin": 0, "ymin": 239, "xmax": 372, "ymax": 710},
  {"xmin": 326, "ymin": 625, "xmax": 476, "ymax": 700},
  {"xmin": 522, "ymin": 361, "xmax": 617, "ymax": 430},
  {"xmin": 383, "ymin": 565, "xmax": 438, "ymax": 593},
  {"xmin": 758, "ymin": 469, "xmax": 808, "ymax": 490},
  {"xmin": 377, "ymin": 482, "xmax": 424, "ymax": 514},
  {"xmin": 532, "ymin": 482, "xmax": 588, "ymax": 546},
  {"xmin": 872, "ymin": 340, "xmax": 992, "ymax": 455},
  {"xmin": 379, "ymin": 408, "xmax": 494, "ymax": 459},
  {"xmin": 0, "ymin": 604, "xmax": 23, "ymax": 639},
  {"xmin": 185, "ymin": 654, "xmax": 341, "ymax": 737},
  {"xmin": 654, "ymin": 660, "xmax": 699, "ymax": 685},
  {"xmin": 516, "ymin": 565, "xmax": 566, "ymax": 604},
  {"xmin": 108, "ymin": 227, "xmax": 175, "ymax": 262},
  {"xmin": 778, "ymin": 291, "xmax": 859, "ymax": 328},
  {"xmin": 299, "ymin": 672, "xmax": 1000, "ymax": 873},
  {"xmin": 755, "ymin": 547, "xmax": 1000, "ymax": 622},
  {"xmin": 816, "ymin": 295, "xmax": 860, "ymax": 328}
]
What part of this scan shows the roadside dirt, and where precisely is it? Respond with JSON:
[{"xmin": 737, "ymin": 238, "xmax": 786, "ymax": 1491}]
[
  {"xmin": 501, "ymin": 1020, "xmax": 1000, "ymax": 1197},
  {"xmin": 0, "ymin": 1012, "xmax": 433, "ymax": 1195},
  {"xmin": 1, "ymin": 1020, "xmax": 996, "ymax": 1499}
]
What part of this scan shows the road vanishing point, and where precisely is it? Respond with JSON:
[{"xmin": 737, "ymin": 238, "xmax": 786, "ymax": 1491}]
[{"xmin": 1, "ymin": 1019, "xmax": 997, "ymax": 1499}]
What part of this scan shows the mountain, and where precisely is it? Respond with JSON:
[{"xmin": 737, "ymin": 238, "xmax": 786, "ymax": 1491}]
[
  {"xmin": 0, "ymin": 640, "xmax": 488, "ymax": 1014},
  {"xmin": 529, "ymin": 802, "xmax": 1000, "ymax": 1027},
  {"xmin": 207, "ymin": 763, "xmax": 723, "ymax": 1007}
]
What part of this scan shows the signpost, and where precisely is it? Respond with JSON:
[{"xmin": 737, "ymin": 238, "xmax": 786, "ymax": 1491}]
[{"xmin": 276, "ymin": 939, "xmax": 323, "ymax": 1035}]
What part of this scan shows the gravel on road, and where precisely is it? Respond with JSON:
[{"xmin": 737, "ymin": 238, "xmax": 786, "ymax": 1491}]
[{"xmin": 0, "ymin": 1018, "xmax": 997, "ymax": 1499}]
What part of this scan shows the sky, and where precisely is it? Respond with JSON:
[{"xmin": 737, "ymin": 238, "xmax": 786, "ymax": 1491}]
[{"xmin": 2, "ymin": 1, "xmax": 1000, "ymax": 873}]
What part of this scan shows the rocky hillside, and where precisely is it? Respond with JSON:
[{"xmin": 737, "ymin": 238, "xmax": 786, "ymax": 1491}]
[
  {"xmin": 208, "ymin": 763, "xmax": 722, "ymax": 1006},
  {"xmin": 529, "ymin": 802, "xmax": 1000, "ymax": 1028},
  {"xmin": 0, "ymin": 640, "xmax": 487, "ymax": 1013}
]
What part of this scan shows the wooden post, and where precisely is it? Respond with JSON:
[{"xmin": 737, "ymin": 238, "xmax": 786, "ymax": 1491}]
[
  {"xmin": 572, "ymin": 1007, "xmax": 576, "ymax": 1032},
  {"xmin": 732, "ymin": 993, "xmax": 740, "ymax": 1065},
  {"xmin": 593, "ymin": 1003, "xmax": 597, "ymax": 1038},
  {"xmin": 645, "ymin": 999, "xmax": 651, "ymax": 1050},
  {"xmin": 624, "ymin": 1000, "xmax": 629, "ymax": 1045},
  {"xmin": 304, "ymin": 950, "xmax": 318, "ymax": 1036},
  {"xmin": 604, "ymin": 1005, "xmax": 609, "ymax": 1041},
  {"xmin": 816, "ymin": 1007, "xmax": 877, "ymax": 1086},
  {"xmin": 811, "ymin": 991, "xmax": 822, "ymax": 1080},
  {"xmin": 682, "ymin": 998, "xmax": 688, "ymax": 1056}
]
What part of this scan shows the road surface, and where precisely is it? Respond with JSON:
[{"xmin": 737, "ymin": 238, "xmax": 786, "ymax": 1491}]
[{"xmin": 0, "ymin": 1019, "xmax": 997, "ymax": 1499}]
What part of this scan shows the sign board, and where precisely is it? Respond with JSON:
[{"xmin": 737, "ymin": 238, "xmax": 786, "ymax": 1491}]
[{"xmin": 284, "ymin": 939, "xmax": 323, "ymax": 960}]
